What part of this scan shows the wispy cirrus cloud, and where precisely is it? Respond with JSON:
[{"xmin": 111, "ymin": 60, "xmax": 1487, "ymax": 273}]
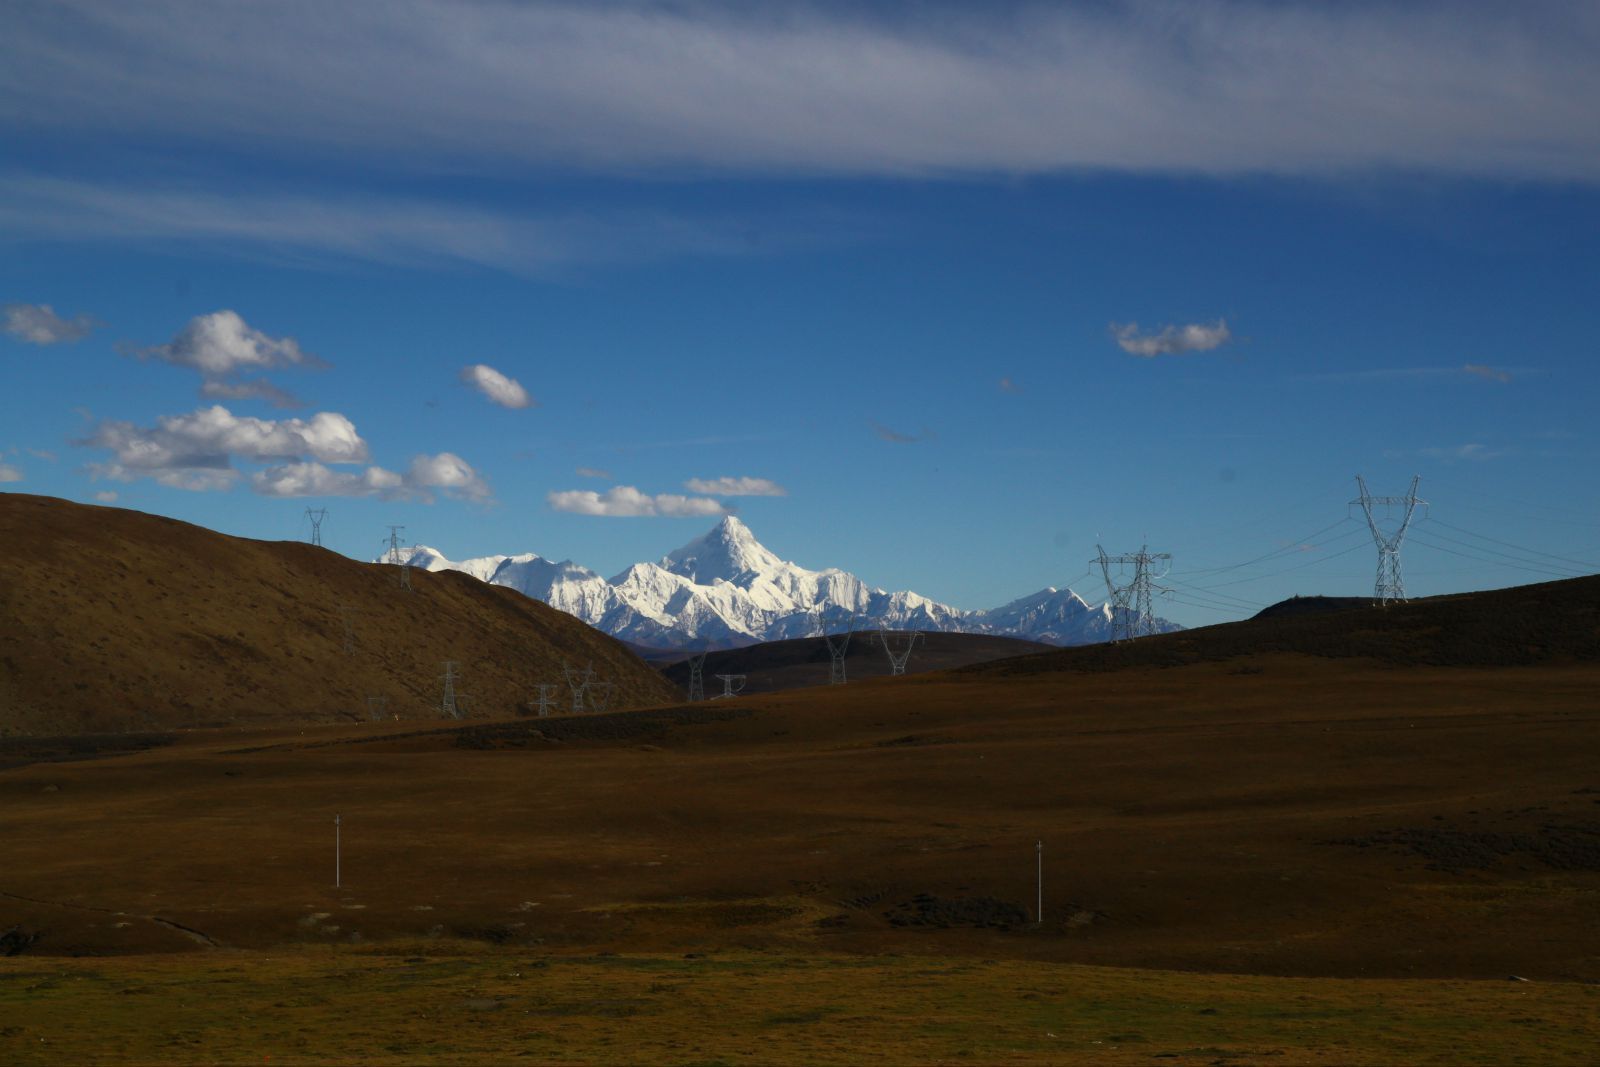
[
  {"xmin": 1300, "ymin": 363, "xmax": 1523, "ymax": 384},
  {"xmin": 871, "ymin": 422, "xmax": 933, "ymax": 444},
  {"xmin": 1112, "ymin": 320, "xmax": 1232, "ymax": 358},
  {"xmin": 1418, "ymin": 442, "xmax": 1505, "ymax": 462},
  {"xmin": 548, "ymin": 485, "xmax": 728, "ymax": 517},
  {"xmin": 0, "ymin": 176, "xmax": 842, "ymax": 275},
  {"xmin": 683, "ymin": 476, "xmax": 787, "ymax": 497},
  {"xmin": 575, "ymin": 466, "xmax": 612, "ymax": 479},
  {"xmin": 1462, "ymin": 363, "xmax": 1513, "ymax": 383},
  {"xmin": 4, "ymin": 3, "xmax": 1598, "ymax": 181}
]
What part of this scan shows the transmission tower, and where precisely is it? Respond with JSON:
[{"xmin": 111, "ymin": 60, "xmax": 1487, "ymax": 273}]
[
  {"xmin": 562, "ymin": 660, "xmax": 596, "ymax": 713},
  {"xmin": 684, "ymin": 651, "xmax": 709, "ymax": 702},
  {"xmin": 305, "ymin": 507, "xmax": 327, "ymax": 547},
  {"xmin": 532, "ymin": 684, "xmax": 561, "ymax": 717},
  {"xmin": 1095, "ymin": 544, "xmax": 1172, "ymax": 642},
  {"xmin": 585, "ymin": 679, "xmax": 616, "ymax": 713},
  {"xmin": 440, "ymin": 661, "xmax": 461, "ymax": 719},
  {"xmin": 712, "ymin": 673, "xmax": 747, "ymax": 699},
  {"xmin": 821, "ymin": 615, "xmax": 858, "ymax": 685},
  {"xmin": 339, "ymin": 604, "xmax": 357, "ymax": 656},
  {"xmin": 1352, "ymin": 475, "xmax": 1426, "ymax": 606},
  {"xmin": 877, "ymin": 628, "xmax": 922, "ymax": 676},
  {"xmin": 384, "ymin": 525, "xmax": 412, "ymax": 591}
]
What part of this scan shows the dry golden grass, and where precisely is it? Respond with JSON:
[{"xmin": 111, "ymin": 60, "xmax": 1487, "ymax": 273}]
[{"xmin": 5, "ymin": 947, "xmax": 1600, "ymax": 1065}]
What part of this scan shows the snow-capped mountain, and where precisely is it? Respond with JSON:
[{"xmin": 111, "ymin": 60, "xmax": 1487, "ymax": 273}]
[{"xmin": 391, "ymin": 516, "xmax": 1179, "ymax": 648}]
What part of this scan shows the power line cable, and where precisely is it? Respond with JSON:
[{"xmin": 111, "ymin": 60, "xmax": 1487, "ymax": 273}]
[
  {"xmin": 1406, "ymin": 534, "xmax": 1584, "ymax": 580},
  {"xmin": 1425, "ymin": 519, "xmax": 1599, "ymax": 571},
  {"xmin": 1172, "ymin": 518, "xmax": 1359, "ymax": 578},
  {"xmin": 1181, "ymin": 539, "xmax": 1372, "ymax": 591}
]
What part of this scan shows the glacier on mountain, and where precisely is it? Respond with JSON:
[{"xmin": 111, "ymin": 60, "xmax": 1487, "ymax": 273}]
[{"xmin": 392, "ymin": 516, "xmax": 1179, "ymax": 648}]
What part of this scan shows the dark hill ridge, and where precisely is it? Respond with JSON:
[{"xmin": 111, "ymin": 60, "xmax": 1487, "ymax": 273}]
[
  {"xmin": 967, "ymin": 574, "xmax": 1600, "ymax": 676},
  {"xmin": 0, "ymin": 493, "xmax": 677, "ymax": 735},
  {"xmin": 658, "ymin": 630, "xmax": 1054, "ymax": 694}
]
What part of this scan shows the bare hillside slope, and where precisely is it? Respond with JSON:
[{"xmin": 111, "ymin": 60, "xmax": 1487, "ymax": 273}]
[{"xmin": 0, "ymin": 493, "xmax": 677, "ymax": 734}]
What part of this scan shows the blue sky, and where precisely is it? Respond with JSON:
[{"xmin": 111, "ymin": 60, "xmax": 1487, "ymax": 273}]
[{"xmin": 3, "ymin": 1, "xmax": 1598, "ymax": 626}]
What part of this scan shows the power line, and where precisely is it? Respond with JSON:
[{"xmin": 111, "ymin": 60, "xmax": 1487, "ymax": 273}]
[
  {"xmin": 1176, "ymin": 538, "xmax": 1369, "ymax": 591},
  {"xmin": 1407, "ymin": 534, "xmax": 1585, "ymax": 580},
  {"xmin": 1425, "ymin": 519, "xmax": 1599, "ymax": 572},
  {"xmin": 1172, "ymin": 518, "xmax": 1358, "ymax": 579},
  {"xmin": 1413, "ymin": 527, "xmax": 1586, "ymax": 577}
]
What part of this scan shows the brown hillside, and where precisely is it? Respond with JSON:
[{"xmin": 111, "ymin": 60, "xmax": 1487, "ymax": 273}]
[
  {"xmin": 0, "ymin": 493, "xmax": 677, "ymax": 734},
  {"xmin": 967, "ymin": 573, "xmax": 1600, "ymax": 677},
  {"xmin": 658, "ymin": 631, "xmax": 1055, "ymax": 693}
]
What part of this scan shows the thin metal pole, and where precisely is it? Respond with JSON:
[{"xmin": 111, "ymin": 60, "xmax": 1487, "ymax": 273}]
[
  {"xmin": 335, "ymin": 814, "xmax": 342, "ymax": 889},
  {"xmin": 1036, "ymin": 840, "xmax": 1043, "ymax": 925}
]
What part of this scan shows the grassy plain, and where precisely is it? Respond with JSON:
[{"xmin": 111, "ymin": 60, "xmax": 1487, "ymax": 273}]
[
  {"xmin": 4, "ymin": 569, "xmax": 1599, "ymax": 1062},
  {"xmin": 5, "ymin": 947, "xmax": 1599, "ymax": 1065}
]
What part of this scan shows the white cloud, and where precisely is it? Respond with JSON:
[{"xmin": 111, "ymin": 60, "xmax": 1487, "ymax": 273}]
[
  {"xmin": 576, "ymin": 466, "xmax": 612, "ymax": 479},
  {"xmin": 998, "ymin": 377, "xmax": 1022, "ymax": 394},
  {"xmin": 5, "ymin": 4, "xmax": 1598, "ymax": 181},
  {"xmin": 251, "ymin": 461, "xmax": 407, "ymax": 500},
  {"xmin": 1112, "ymin": 320, "xmax": 1232, "ymax": 358},
  {"xmin": 548, "ymin": 485, "xmax": 728, "ymax": 517},
  {"xmin": 460, "ymin": 363, "xmax": 533, "ymax": 409},
  {"xmin": 3, "ymin": 303, "xmax": 98, "ymax": 345},
  {"xmin": 0, "ymin": 462, "xmax": 22, "ymax": 482},
  {"xmin": 199, "ymin": 378, "xmax": 304, "ymax": 408},
  {"xmin": 26, "ymin": 448, "xmax": 56, "ymax": 461},
  {"xmin": 94, "ymin": 490, "xmax": 118, "ymax": 503},
  {"xmin": 683, "ymin": 476, "xmax": 787, "ymax": 497},
  {"xmin": 88, "ymin": 464, "xmax": 239, "ymax": 493},
  {"xmin": 132, "ymin": 310, "xmax": 322, "ymax": 376},
  {"xmin": 77, "ymin": 403, "xmax": 491, "ymax": 501},
  {"xmin": 84, "ymin": 405, "xmax": 367, "ymax": 472},
  {"xmin": 408, "ymin": 452, "xmax": 492, "ymax": 502}
]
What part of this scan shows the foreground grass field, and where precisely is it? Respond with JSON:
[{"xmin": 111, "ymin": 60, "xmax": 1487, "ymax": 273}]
[{"xmin": 4, "ymin": 946, "xmax": 1598, "ymax": 1065}]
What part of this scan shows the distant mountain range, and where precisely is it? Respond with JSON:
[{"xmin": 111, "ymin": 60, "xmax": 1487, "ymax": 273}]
[{"xmin": 396, "ymin": 516, "xmax": 1181, "ymax": 649}]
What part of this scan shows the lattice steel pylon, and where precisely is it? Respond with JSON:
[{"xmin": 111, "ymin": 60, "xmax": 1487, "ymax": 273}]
[
  {"xmin": 562, "ymin": 660, "xmax": 596, "ymax": 713},
  {"xmin": 339, "ymin": 604, "xmax": 357, "ymax": 656},
  {"xmin": 684, "ymin": 651, "xmax": 709, "ymax": 702},
  {"xmin": 384, "ymin": 525, "xmax": 412, "ymax": 591},
  {"xmin": 877, "ymin": 628, "xmax": 921, "ymax": 676},
  {"xmin": 712, "ymin": 674, "xmax": 747, "ymax": 699},
  {"xmin": 1095, "ymin": 544, "xmax": 1172, "ymax": 642},
  {"xmin": 1351, "ymin": 475, "xmax": 1426, "ymax": 606},
  {"xmin": 821, "ymin": 615, "xmax": 858, "ymax": 685},
  {"xmin": 440, "ymin": 661, "xmax": 461, "ymax": 719},
  {"xmin": 532, "ymin": 683, "xmax": 561, "ymax": 717},
  {"xmin": 585, "ymin": 679, "xmax": 615, "ymax": 713},
  {"xmin": 305, "ymin": 507, "xmax": 327, "ymax": 547}
]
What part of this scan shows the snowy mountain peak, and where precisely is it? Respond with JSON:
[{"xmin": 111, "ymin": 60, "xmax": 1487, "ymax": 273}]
[
  {"xmin": 662, "ymin": 514, "xmax": 789, "ymax": 585},
  {"xmin": 403, "ymin": 518, "xmax": 1180, "ymax": 649}
]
